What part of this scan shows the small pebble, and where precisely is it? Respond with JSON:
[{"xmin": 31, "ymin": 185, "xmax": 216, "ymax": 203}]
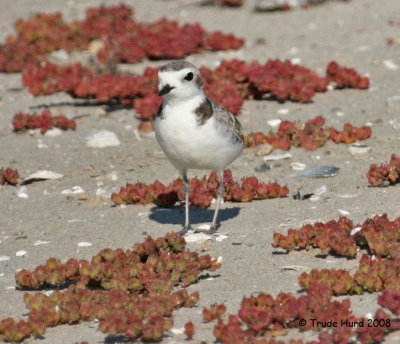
[
  {"xmin": 337, "ymin": 209, "xmax": 350, "ymax": 216},
  {"xmin": 16, "ymin": 250, "xmax": 27, "ymax": 257},
  {"xmin": 254, "ymin": 143, "xmax": 274, "ymax": 156},
  {"xmin": 254, "ymin": 162, "xmax": 271, "ymax": 173},
  {"xmin": 330, "ymin": 107, "xmax": 345, "ymax": 117}
]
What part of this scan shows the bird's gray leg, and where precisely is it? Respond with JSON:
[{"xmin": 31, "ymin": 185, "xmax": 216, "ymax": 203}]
[
  {"xmin": 178, "ymin": 170, "xmax": 191, "ymax": 235},
  {"xmin": 210, "ymin": 170, "xmax": 224, "ymax": 232}
]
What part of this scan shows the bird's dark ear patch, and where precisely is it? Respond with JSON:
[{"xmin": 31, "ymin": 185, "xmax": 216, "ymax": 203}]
[
  {"xmin": 195, "ymin": 98, "xmax": 213, "ymax": 125},
  {"xmin": 184, "ymin": 72, "xmax": 193, "ymax": 81},
  {"xmin": 194, "ymin": 74, "xmax": 203, "ymax": 88}
]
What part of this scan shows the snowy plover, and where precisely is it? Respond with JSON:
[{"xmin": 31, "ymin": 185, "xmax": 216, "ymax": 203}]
[{"xmin": 155, "ymin": 61, "xmax": 244, "ymax": 233}]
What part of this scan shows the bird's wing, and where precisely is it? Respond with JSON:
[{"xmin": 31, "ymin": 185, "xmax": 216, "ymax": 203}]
[{"xmin": 209, "ymin": 98, "xmax": 244, "ymax": 144}]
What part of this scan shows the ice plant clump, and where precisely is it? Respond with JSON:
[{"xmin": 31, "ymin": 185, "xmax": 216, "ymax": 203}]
[
  {"xmin": 12, "ymin": 110, "xmax": 76, "ymax": 134},
  {"xmin": 367, "ymin": 154, "xmax": 400, "ymax": 187},
  {"xmin": 326, "ymin": 61, "xmax": 370, "ymax": 89},
  {"xmin": 21, "ymin": 59, "xmax": 369, "ymax": 131},
  {"xmin": 203, "ymin": 304, "xmax": 227, "ymax": 322},
  {"xmin": 111, "ymin": 170, "xmax": 289, "ymax": 207},
  {"xmin": 212, "ymin": 283, "xmax": 400, "ymax": 343},
  {"xmin": 245, "ymin": 116, "xmax": 371, "ymax": 151},
  {"xmin": 298, "ymin": 256, "xmax": 400, "ymax": 295},
  {"xmin": 1, "ymin": 233, "xmax": 220, "ymax": 342},
  {"xmin": 273, "ymin": 214, "xmax": 400, "ymax": 259},
  {"xmin": 273, "ymin": 216, "xmax": 358, "ymax": 257},
  {"xmin": 0, "ymin": 5, "xmax": 244, "ymax": 73},
  {"xmin": 0, "ymin": 168, "xmax": 19, "ymax": 185}
]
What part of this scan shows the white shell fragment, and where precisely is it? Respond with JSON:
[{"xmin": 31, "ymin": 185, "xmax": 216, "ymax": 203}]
[
  {"xmin": 107, "ymin": 171, "xmax": 119, "ymax": 181},
  {"xmin": 17, "ymin": 187, "xmax": 29, "ymax": 199},
  {"xmin": 61, "ymin": 186, "xmax": 85, "ymax": 195},
  {"xmin": 387, "ymin": 95, "xmax": 400, "ymax": 107},
  {"xmin": 0, "ymin": 255, "xmax": 11, "ymax": 262},
  {"xmin": 86, "ymin": 130, "xmax": 121, "ymax": 148},
  {"xmin": 184, "ymin": 231, "xmax": 212, "ymax": 243},
  {"xmin": 263, "ymin": 153, "xmax": 293, "ymax": 161},
  {"xmin": 296, "ymin": 166, "xmax": 340, "ymax": 178},
  {"xmin": 96, "ymin": 188, "xmax": 111, "ymax": 199},
  {"xmin": 44, "ymin": 128, "xmax": 63, "ymax": 137},
  {"xmin": 348, "ymin": 143, "xmax": 372, "ymax": 155},
  {"xmin": 267, "ymin": 119, "xmax": 282, "ymax": 127},
  {"xmin": 313, "ymin": 185, "xmax": 327, "ymax": 195},
  {"xmin": 277, "ymin": 108, "xmax": 289, "ymax": 115},
  {"xmin": 16, "ymin": 250, "xmax": 27, "ymax": 257},
  {"xmin": 337, "ymin": 193, "xmax": 359, "ymax": 199},
  {"xmin": 291, "ymin": 162, "xmax": 306, "ymax": 171},
  {"xmin": 197, "ymin": 224, "xmax": 211, "ymax": 231},
  {"xmin": 34, "ymin": 240, "xmax": 50, "ymax": 246},
  {"xmin": 383, "ymin": 59, "xmax": 399, "ymax": 70},
  {"xmin": 77, "ymin": 242, "xmax": 93, "ymax": 247},
  {"xmin": 254, "ymin": 0, "xmax": 307, "ymax": 11},
  {"xmin": 281, "ymin": 265, "xmax": 310, "ymax": 273},
  {"xmin": 170, "ymin": 328, "xmax": 185, "ymax": 335},
  {"xmin": 215, "ymin": 234, "xmax": 229, "ymax": 242},
  {"xmin": 350, "ymin": 227, "xmax": 362, "ymax": 236},
  {"xmin": 48, "ymin": 49, "xmax": 70, "ymax": 64},
  {"xmin": 290, "ymin": 57, "xmax": 302, "ymax": 65},
  {"xmin": 337, "ymin": 209, "xmax": 350, "ymax": 216},
  {"xmin": 22, "ymin": 170, "xmax": 64, "ymax": 184}
]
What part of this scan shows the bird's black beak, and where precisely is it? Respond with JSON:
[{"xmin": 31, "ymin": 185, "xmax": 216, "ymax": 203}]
[{"xmin": 158, "ymin": 84, "xmax": 174, "ymax": 96}]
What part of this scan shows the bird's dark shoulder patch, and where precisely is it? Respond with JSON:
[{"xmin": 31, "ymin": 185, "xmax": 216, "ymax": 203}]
[
  {"xmin": 195, "ymin": 98, "xmax": 213, "ymax": 125},
  {"xmin": 156, "ymin": 102, "xmax": 165, "ymax": 119}
]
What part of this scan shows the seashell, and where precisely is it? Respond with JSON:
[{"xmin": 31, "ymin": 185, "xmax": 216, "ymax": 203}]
[{"xmin": 296, "ymin": 165, "xmax": 340, "ymax": 178}]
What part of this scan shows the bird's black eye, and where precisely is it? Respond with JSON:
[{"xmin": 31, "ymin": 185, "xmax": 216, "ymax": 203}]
[{"xmin": 184, "ymin": 72, "xmax": 193, "ymax": 81}]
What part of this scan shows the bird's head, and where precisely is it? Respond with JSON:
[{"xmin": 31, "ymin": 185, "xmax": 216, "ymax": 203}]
[{"xmin": 158, "ymin": 61, "xmax": 204, "ymax": 101}]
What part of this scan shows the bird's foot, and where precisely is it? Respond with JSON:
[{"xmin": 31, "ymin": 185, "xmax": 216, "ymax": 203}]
[
  {"xmin": 177, "ymin": 225, "xmax": 193, "ymax": 236},
  {"xmin": 195, "ymin": 223, "xmax": 219, "ymax": 234}
]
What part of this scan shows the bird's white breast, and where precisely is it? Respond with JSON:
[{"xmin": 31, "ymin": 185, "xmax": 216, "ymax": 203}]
[{"xmin": 154, "ymin": 97, "xmax": 242, "ymax": 172}]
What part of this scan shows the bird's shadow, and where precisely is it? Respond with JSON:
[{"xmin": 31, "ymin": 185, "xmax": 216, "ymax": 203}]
[
  {"xmin": 149, "ymin": 205, "xmax": 241, "ymax": 226},
  {"xmin": 29, "ymin": 99, "xmax": 132, "ymax": 113}
]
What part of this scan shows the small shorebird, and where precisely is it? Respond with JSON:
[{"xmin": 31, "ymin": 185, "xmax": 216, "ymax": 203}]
[{"xmin": 154, "ymin": 61, "xmax": 244, "ymax": 233}]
